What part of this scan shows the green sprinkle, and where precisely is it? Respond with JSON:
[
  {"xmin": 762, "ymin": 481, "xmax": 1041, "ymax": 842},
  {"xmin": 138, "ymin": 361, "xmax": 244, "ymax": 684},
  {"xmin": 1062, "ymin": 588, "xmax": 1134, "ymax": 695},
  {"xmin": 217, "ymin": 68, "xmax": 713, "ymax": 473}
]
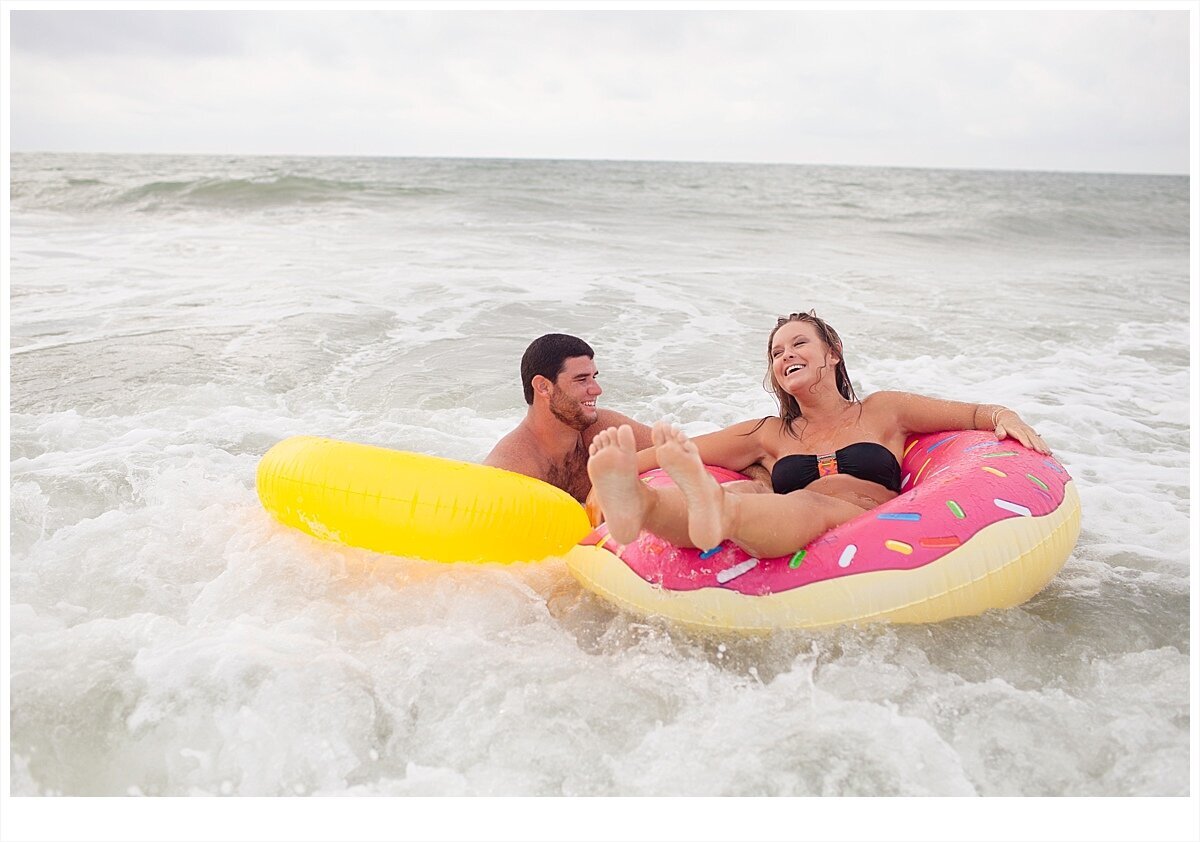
[
  {"xmin": 788, "ymin": 550, "xmax": 807, "ymax": 569},
  {"xmin": 1026, "ymin": 473, "xmax": 1049, "ymax": 491},
  {"xmin": 947, "ymin": 500, "xmax": 965, "ymax": 519}
]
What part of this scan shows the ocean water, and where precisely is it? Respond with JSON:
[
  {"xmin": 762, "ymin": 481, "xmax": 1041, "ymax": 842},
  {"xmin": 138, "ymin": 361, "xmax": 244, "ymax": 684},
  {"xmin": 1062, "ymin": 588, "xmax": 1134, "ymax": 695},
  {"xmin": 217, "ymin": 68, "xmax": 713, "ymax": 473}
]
[{"xmin": 4, "ymin": 153, "xmax": 1194, "ymax": 818}]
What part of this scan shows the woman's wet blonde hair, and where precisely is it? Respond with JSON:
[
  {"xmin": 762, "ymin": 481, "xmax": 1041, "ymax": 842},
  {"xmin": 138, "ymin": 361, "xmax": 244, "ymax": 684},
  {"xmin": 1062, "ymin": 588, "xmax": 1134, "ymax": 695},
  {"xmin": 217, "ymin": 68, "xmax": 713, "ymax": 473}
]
[{"xmin": 765, "ymin": 310, "xmax": 859, "ymax": 436}]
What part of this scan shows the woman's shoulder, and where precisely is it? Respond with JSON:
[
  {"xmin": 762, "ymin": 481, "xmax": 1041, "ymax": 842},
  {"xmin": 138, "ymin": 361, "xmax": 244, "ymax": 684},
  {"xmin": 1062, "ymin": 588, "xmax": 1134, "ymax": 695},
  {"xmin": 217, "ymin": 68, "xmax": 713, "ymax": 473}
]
[
  {"xmin": 859, "ymin": 390, "xmax": 916, "ymax": 414},
  {"xmin": 861, "ymin": 389, "xmax": 909, "ymax": 404}
]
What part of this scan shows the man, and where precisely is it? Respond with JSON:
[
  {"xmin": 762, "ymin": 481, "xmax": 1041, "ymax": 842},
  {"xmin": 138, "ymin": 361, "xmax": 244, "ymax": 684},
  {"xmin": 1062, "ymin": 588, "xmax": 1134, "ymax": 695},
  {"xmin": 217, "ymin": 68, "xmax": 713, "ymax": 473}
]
[{"xmin": 484, "ymin": 333, "xmax": 653, "ymax": 506}]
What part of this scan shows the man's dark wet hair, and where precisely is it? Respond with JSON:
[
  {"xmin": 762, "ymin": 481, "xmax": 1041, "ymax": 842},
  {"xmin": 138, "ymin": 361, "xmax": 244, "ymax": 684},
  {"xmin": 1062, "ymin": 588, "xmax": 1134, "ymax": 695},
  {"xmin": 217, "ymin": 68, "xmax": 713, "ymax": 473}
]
[{"xmin": 521, "ymin": 334, "xmax": 594, "ymax": 404}]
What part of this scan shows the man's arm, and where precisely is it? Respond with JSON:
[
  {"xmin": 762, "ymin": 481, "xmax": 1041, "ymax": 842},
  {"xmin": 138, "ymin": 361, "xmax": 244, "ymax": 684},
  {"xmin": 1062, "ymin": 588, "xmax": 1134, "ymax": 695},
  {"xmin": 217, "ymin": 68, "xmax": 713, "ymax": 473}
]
[{"xmin": 741, "ymin": 462, "xmax": 772, "ymax": 487}]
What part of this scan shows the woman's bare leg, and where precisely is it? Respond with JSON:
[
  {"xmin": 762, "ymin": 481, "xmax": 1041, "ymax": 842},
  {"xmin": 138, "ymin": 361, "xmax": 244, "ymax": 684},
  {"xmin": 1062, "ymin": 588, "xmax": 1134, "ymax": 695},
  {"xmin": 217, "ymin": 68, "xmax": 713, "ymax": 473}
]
[
  {"xmin": 586, "ymin": 425, "xmax": 693, "ymax": 545},
  {"xmin": 722, "ymin": 490, "xmax": 870, "ymax": 558},
  {"xmin": 655, "ymin": 423, "xmax": 871, "ymax": 558},
  {"xmin": 652, "ymin": 422, "xmax": 730, "ymax": 550},
  {"xmin": 589, "ymin": 423, "xmax": 870, "ymax": 556}
]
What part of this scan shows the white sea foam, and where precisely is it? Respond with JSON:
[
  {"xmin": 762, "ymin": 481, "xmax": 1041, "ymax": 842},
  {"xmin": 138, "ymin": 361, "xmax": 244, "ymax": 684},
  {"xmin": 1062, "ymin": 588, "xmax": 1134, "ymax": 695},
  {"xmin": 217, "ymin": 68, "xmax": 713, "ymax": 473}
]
[{"xmin": 5, "ymin": 153, "xmax": 1192, "ymax": 812}]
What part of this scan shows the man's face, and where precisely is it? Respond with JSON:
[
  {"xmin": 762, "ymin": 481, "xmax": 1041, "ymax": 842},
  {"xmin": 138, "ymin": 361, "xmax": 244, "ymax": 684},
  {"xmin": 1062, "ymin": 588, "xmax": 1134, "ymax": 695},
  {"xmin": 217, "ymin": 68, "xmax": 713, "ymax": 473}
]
[{"xmin": 548, "ymin": 356, "xmax": 602, "ymax": 431}]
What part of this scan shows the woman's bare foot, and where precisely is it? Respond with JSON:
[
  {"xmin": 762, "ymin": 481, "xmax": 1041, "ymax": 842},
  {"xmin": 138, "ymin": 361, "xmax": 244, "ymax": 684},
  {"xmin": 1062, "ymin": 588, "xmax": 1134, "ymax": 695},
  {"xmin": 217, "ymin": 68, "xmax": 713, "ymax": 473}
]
[
  {"xmin": 586, "ymin": 425, "xmax": 651, "ymax": 544},
  {"xmin": 653, "ymin": 422, "xmax": 732, "ymax": 551}
]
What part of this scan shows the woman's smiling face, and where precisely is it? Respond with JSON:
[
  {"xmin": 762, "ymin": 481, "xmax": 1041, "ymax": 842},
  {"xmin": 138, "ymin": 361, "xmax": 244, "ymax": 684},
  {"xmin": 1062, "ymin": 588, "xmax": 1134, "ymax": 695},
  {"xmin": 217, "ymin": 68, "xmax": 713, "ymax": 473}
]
[{"xmin": 769, "ymin": 319, "xmax": 840, "ymax": 394}]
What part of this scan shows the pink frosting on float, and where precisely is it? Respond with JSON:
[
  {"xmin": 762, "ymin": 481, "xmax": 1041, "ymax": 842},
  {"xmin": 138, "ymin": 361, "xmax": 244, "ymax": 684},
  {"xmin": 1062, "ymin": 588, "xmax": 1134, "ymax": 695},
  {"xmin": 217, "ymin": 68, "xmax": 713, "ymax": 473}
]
[{"xmin": 579, "ymin": 430, "xmax": 1072, "ymax": 597}]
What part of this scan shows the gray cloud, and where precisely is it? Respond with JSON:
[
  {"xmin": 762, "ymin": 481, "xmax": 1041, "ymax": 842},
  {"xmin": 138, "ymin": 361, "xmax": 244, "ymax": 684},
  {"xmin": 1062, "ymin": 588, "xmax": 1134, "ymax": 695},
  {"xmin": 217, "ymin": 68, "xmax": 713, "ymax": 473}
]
[
  {"xmin": 8, "ymin": 9, "xmax": 1191, "ymax": 173},
  {"xmin": 12, "ymin": 10, "xmax": 254, "ymax": 57}
]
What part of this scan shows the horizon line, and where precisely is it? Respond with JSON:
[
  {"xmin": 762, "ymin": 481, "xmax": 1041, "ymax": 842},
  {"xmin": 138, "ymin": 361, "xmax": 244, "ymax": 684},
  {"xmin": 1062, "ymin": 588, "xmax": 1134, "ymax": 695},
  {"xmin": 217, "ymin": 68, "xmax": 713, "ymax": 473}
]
[{"xmin": 8, "ymin": 148, "xmax": 1189, "ymax": 179}]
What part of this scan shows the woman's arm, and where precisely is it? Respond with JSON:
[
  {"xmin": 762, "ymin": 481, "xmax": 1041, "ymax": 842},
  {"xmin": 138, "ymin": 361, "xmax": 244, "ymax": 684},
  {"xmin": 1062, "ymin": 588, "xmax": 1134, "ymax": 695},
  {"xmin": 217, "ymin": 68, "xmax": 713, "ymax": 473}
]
[
  {"xmin": 635, "ymin": 418, "xmax": 771, "ymax": 473},
  {"xmin": 873, "ymin": 391, "xmax": 1051, "ymax": 455},
  {"xmin": 978, "ymin": 404, "xmax": 1051, "ymax": 455}
]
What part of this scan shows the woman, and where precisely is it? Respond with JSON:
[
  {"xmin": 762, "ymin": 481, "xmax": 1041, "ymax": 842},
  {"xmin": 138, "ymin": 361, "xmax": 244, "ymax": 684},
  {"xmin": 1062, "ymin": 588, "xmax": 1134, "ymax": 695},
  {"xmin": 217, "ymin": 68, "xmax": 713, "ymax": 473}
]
[{"xmin": 586, "ymin": 311, "xmax": 1051, "ymax": 558}]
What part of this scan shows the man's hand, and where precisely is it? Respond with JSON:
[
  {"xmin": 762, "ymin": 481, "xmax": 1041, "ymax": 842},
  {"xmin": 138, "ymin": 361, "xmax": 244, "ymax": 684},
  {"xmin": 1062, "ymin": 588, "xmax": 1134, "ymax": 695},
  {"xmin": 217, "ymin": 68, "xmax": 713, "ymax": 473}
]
[
  {"xmin": 742, "ymin": 462, "xmax": 772, "ymax": 489},
  {"xmin": 584, "ymin": 486, "xmax": 604, "ymax": 527}
]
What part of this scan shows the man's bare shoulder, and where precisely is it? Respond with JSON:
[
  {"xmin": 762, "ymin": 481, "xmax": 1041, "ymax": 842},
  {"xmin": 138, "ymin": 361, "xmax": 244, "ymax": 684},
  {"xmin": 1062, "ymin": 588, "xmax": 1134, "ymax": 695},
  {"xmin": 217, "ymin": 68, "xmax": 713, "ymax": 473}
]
[{"xmin": 483, "ymin": 425, "xmax": 546, "ymax": 478}]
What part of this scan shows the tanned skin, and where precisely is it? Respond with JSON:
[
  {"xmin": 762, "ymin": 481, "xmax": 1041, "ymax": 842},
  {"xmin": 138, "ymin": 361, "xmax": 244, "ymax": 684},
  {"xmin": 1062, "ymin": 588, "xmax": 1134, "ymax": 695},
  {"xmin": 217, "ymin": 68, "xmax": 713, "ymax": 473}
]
[
  {"xmin": 588, "ymin": 318, "xmax": 1050, "ymax": 557},
  {"xmin": 484, "ymin": 355, "xmax": 652, "ymax": 504}
]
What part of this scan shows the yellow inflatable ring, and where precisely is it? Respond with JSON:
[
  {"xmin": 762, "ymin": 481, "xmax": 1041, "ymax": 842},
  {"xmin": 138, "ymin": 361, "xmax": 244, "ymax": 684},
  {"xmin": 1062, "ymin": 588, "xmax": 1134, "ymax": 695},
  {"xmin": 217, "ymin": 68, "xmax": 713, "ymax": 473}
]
[{"xmin": 256, "ymin": 435, "xmax": 591, "ymax": 563}]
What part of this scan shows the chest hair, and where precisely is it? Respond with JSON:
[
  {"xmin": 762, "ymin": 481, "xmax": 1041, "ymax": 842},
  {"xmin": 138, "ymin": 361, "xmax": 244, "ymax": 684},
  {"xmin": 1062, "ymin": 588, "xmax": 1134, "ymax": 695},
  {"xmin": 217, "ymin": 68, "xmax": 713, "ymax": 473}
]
[{"xmin": 544, "ymin": 441, "xmax": 591, "ymax": 503}]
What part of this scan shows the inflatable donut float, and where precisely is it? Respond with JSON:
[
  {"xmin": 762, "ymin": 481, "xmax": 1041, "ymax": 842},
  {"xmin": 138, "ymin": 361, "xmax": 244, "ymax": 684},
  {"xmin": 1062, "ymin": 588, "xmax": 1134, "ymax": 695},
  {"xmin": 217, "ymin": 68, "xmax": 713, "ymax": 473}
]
[
  {"xmin": 257, "ymin": 435, "xmax": 590, "ymax": 563},
  {"xmin": 563, "ymin": 430, "xmax": 1081, "ymax": 632}
]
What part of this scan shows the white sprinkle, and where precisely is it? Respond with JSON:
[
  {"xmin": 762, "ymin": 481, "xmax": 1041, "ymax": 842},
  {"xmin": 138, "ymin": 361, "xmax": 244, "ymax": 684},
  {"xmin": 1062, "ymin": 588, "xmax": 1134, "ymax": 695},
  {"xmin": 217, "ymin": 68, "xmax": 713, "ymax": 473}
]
[
  {"xmin": 838, "ymin": 545, "xmax": 857, "ymax": 568},
  {"xmin": 901, "ymin": 472, "xmax": 912, "ymax": 488},
  {"xmin": 716, "ymin": 557, "xmax": 759, "ymax": 583},
  {"xmin": 994, "ymin": 498, "xmax": 1032, "ymax": 517}
]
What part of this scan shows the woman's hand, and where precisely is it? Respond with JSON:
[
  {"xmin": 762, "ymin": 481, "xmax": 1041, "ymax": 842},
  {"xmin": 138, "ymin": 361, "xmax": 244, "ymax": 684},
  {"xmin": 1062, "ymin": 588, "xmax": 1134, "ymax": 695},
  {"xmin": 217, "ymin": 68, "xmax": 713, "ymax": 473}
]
[{"xmin": 993, "ymin": 408, "xmax": 1051, "ymax": 455}]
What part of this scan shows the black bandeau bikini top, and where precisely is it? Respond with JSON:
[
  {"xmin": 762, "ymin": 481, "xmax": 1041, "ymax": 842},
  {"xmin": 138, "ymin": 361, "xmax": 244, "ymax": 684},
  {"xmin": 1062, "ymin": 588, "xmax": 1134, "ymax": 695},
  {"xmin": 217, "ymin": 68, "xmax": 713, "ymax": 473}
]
[{"xmin": 771, "ymin": 442, "xmax": 902, "ymax": 494}]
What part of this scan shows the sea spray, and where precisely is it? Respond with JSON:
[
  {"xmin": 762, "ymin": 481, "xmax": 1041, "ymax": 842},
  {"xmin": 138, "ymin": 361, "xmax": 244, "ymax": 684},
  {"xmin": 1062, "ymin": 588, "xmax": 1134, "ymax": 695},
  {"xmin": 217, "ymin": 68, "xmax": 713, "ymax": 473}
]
[{"xmin": 8, "ymin": 152, "xmax": 1190, "ymax": 796}]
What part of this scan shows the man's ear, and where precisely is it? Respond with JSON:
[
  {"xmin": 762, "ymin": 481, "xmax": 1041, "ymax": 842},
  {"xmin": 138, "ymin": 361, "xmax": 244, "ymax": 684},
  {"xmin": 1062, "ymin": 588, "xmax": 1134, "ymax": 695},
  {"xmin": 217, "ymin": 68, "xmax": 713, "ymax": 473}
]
[{"xmin": 531, "ymin": 374, "xmax": 553, "ymax": 399}]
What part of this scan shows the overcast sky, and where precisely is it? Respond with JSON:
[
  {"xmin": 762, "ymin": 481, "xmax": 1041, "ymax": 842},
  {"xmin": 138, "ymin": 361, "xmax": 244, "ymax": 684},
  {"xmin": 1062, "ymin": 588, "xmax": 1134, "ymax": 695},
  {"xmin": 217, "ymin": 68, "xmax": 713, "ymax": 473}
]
[{"xmin": 6, "ymin": 7, "xmax": 1194, "ymax": 174}]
